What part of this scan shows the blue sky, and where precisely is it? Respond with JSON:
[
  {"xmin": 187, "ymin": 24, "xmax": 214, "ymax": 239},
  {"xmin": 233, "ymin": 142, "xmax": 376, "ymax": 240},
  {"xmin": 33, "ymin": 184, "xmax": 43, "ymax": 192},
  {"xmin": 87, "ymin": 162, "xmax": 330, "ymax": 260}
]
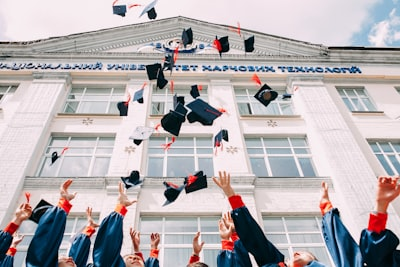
[{"xmin": 0, "ymin": 0, "xmax": 399, "ymax": 47}]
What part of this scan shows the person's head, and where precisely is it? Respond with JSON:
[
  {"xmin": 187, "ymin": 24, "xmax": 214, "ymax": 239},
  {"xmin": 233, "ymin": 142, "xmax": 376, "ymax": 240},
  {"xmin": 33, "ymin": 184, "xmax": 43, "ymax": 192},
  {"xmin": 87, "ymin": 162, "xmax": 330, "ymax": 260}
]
[
  {"xmin": 289, "ymin": 250, "xmax": 318, "ymax": 267},
  {"xmin": 58, "ymin": 256, "xmax": 76, "ymax": 267},
  {"xmin": 187, "ymin": 261, "xmax": 209, "ymax": 267},
  {"xmin": 123, "ymin": 254, "xmax": 145, "ymax": 267}
]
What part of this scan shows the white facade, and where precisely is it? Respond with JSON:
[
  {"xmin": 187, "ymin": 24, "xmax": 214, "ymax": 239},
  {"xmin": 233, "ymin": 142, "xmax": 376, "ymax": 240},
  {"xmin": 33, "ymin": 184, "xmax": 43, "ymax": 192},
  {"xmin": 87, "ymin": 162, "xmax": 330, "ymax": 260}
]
[{"xmin": 0, "ymin": 16, "xmax": 400, "ymax": 266}]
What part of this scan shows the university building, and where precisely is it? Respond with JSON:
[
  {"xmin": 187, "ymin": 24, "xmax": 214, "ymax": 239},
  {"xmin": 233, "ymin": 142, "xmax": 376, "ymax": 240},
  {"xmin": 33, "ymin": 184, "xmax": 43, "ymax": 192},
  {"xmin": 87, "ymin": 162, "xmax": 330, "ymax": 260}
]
[{"xmin": 0, "ymin": 16, "xmax": 399, "ymax": 266}]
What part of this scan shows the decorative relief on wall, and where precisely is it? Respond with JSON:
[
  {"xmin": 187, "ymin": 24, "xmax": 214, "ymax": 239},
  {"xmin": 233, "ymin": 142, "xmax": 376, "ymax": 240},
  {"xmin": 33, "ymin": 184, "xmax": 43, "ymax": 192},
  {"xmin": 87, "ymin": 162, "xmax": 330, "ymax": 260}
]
[
  {"xmin": 267, "ymin": 119, "xmax": 277, "ymax": 127},
  {"xmin": 226, "ymin": 146, "xmax": 239, "ymax": 154},
  {"xmin": 82, "ymin": 118, "xmax": 93, "ymax": 125},
  {"xmin": 124, "ymin": 146, "xmax": 136, "ymax": 154}
]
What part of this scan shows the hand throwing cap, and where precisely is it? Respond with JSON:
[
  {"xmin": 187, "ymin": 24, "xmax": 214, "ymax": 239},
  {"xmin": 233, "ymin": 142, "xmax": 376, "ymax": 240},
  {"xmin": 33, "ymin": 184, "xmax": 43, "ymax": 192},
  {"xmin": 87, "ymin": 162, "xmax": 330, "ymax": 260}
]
[
  {"xmin": 29, "ymin": 199, "xmax": 54, "ymax": 224},
  {"xmin": 163, "ymin": 181, "xmax": 185, "ymax": 206},
  {"xmin": 186, "ymin": 99, "xmax": 222, "ymax": 126},
  {"xmin": 184, "ymin": 171, "xmax": 207, "ymax": 194},
  {"xmin": 121, "ymin": 170, "xmax": 143, "ymax": 189},
  {"xmin": 254, "ymin": 84, "xmax": 278, "ymax": 107}
]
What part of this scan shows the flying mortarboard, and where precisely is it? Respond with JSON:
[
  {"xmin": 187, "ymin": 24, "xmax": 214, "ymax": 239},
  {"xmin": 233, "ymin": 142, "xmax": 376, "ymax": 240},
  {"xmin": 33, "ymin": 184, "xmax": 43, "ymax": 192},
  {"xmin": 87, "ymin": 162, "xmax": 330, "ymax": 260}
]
[
  {"xmin": 146, "ymin": 63, "xmax": 162, "ymax": 80},
  {"xmin": 117, "ymin": 101, "xmax": 129, "ymax": 116},
  {"xmin": 133, "ymin": 88, "xmax": 144, "ymax": 103},
  {"xmin": 213, "ymin": 36, "xmax": 230, "ymax": 57},
  {"xmin": 51, "ymin": 147, "xmax": 68, "ymax": 165},
  {"xmin": 163, "ymin": 181, "xmax": 185, "ymax": 206},
  {"xmin": 29, "ymin": 199, "xmax": 54, "ymax": 224},
  {"xmin": 254, "ymin": 84, "xmax": 278, "ymax": 107},
  {"xmin": 244, "ymin": 36, "xmax": 255, "ymax": 53},
  {"xmin": 214, "ymin": 129, "xmax": 229, "ymax": 148},
  {"xmin": 160, "ymin": 103, "xmax": 187, "ymax": 136},
  {"xmin": 190, "ymin": 85, "xmax": 202, "ymax": 99},
  {"xmin": 186, "ymin": 98, "xmax": 222, "ymax": 126},
  {"xmin": 184, "ymin": 171, "xmax": 207, "ymax": 194},
  {"xmin": 181, "ymin": 28, "xmax": 193, "ymax": 47},
  {"xmin": 157, "ymin": 70, "xmax": 168, "ymax": 89},
  {"xmin": 173, "ymin": 94, "xmax": 185, "ymax": 109},
  {"xmin": 129, "ymin": 126, "xmax": 154, "ymax": 145},
  {"xmin": 139, "ymin": 0, "xmax": 158, "ymax": 20},
  {"xmin": 113, "ymin": 5, "xmax": 127, "ymax": 17},
  {"xmin": 121, "ymin": 170, "xmax": 143, "ymax": 189}
]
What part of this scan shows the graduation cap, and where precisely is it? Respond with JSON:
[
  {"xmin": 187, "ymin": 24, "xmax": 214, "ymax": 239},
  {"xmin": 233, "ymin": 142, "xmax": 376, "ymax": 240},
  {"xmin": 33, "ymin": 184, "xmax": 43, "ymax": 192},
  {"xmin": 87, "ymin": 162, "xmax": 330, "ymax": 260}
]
[
  {"xmin": 186, "ymin": 98, "xmax": 222, "ymax": 126},
  {"xmin": 213, "ymin": 36, "xmax": 230, "ymax": 57},
  {"xmin": 163, "ymin": 181, "xmax": 185, "ymax": 206},
  {"xmin": 156, "ymin": 70, "xmax": 168, "ymax": 89},
  {"xmin": 146, "ymin": 63, "xmax": 162, "ymax": 80},
  {"xmin": 282, "ymin": 93, "xmax": 292, "ymax": 99},
  {"xmin": 184, "ymin": 171, "xmax": 207, "ymax": 194},
  {"xmin": 173, "ymin": 94, "xmax": 185, "ymax": 109},
  {"xmin": 133, "ymin": 88, "xmax": 144, "ymax": 103},
  {"xmin": 29, "ymin": 199, "xmax": 53, "ymax": 224},
  {"xmin": 190, "ymin": 85, "xmax": 202, "ymax": 99},
  {"xmin": 129, "ymin": 126, "xmax": 154, "ymax": 145},
  {"xmin": 254, "ymin": 84, "xmax": 278, "ymax": 107},
  {"xmin": 163, "ymin": 54, "xmax": 174, "ymax": 74},
  {"xmin": 139, "ymin": 0, "xmax": 158, "ymax": 20},
  {"xmin": 161, "ymin": 103, "xmax": 187, "ymax": 136},
  {"xmin": 117, "ymin": 101, "xmax": 129, "ymax": 116},
  {"xmin": 121, "ymin": 170, "xmax": 143, "ymax": 189},
  {"xmin": 214, "ymin": 129, "xmax": 229, "ymax": 148},
  {"xmin": 244, "ymin": 36, "xmax": 255, "ymax": 53},
  {"xmin": 182, "ymin": 28, "xmax": 193, "ymax": 47},
  {"xmin": 51, "ymin": 147, "xmax": 68, "ymax": 165},
  {"xmin": 113, "ymin": 5, "xmax": 127, "ymax": 17}
]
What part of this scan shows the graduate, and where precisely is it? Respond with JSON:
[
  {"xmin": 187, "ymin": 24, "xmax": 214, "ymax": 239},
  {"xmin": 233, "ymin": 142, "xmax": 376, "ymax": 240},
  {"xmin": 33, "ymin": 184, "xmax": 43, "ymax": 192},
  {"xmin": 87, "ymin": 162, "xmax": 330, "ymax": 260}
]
[
  {"xmin": 213, "ymin": 171, "xmax": 325, "ymax": 267},
  {"xmin": 25, "ymin": 179, "xmax": 76, "ymax": 267},
  {"xmin": 359, "ymin": 175, "xmax": 400, "ymax": 267},
  {"xmin": 187, "ymin": 232, "xmax": 208, "ymax": 267},
  {"xmin": 319, "ymin": 181, "xmax": 363, "ymax": 267},
  {"xmin": 124, "ymin": 229, "xmax": 160, "ymax": 267}
]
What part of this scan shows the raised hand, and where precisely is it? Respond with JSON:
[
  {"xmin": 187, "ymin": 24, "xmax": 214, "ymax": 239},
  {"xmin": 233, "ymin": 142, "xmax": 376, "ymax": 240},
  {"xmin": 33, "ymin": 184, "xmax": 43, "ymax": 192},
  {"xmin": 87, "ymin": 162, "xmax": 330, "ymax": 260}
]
[
  {"xmin": 218, "ymin": 218, "xmax": 232, "ymax": 240},
  {"xmin": 118, "ymin": 182, "xmax": 137, "ymax": 207},
  {"xmin": 60, "ymin": 179, "xmax": 77, "ymax": 201},
  {"xmin": 375, "ymin": 176, "xmax": 400, "ymax": 214},
  {"xmin": 192, "ymin": 231, "xmax": 205, "ymax": 256},
  {"xmin": 130, "ymin": 228, "xmax": 140, "ymax": 252},
  {"xmin": 212, "ymin": 171, "xmax": 235, "ymax": 198},
  {"xmin": 150, "ymin": 233, "xmax": 160, "ymax": 250},
  {"xmin": 86, "ymin": 207, "xmax": 99, "ymax": 228},
  {"xmin": 320, "ymin": 181, "xmax": 330, "ymax": 205}
]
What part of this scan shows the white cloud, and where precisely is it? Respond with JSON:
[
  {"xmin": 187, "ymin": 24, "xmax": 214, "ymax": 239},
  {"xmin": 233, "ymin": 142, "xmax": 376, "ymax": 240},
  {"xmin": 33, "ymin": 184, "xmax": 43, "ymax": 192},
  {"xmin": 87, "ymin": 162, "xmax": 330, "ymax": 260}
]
[{"xmin": 368, "ymin": 8, "xmax": 400, "ymax": 46}]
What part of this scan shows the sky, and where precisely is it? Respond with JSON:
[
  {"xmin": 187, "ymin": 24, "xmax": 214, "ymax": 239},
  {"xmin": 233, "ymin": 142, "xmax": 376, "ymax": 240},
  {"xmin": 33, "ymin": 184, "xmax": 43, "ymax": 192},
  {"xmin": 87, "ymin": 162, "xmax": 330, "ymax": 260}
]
[{"xmin": 0, "ymin": 0, "xmax": 399, "ymax": 47}]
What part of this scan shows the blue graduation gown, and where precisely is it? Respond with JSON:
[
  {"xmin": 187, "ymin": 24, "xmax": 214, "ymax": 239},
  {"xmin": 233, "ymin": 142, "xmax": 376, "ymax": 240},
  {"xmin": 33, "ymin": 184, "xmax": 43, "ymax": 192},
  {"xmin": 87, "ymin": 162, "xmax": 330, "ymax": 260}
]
[
  {"xmin": 321, "ymin": 208, "xmax": 363, "ymax": 267},
  {"xmin": 0, "ymin": 255, "xmax": 14, "ymax": 267},
  {"xmin": 360, "ymin": 228, "xmax": 400, "ymax": 267},
  {"xmin": 0, "ymin": 230, "xmax": 12, "ymax": 264},
  {"xmin": 217, "ymin": 239, "xmax": 252, "ymax": 267},
  {"xmin": 25, "ymin": 206, "xmax": 68, "ymax": 267},
  {"xmin": 144, "ymin": 256, "xmax": 160, "ymax": 267},
  {"xmin": 69, "ymin": 233, "xmax": 92, "ymax": 267}
]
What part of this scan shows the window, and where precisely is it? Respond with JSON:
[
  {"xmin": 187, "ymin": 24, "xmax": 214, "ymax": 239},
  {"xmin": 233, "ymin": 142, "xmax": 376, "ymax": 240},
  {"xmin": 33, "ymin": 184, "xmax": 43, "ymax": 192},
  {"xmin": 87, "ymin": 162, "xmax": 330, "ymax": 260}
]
[
  {"xmin": 263, "ymin": 216, "xmax": 333, "ymax": 266},
  {"xmin": 38, "ymin": 136, "xmax": 115, "ymax": 177},
  {"xmin": 337, "ymin": 87, "xmax": 376, "ymax": 112},
  {"xmin": 63, "ymin": 86, "xmax": 125, "ymax": 114},
  {"xmin": 139, "ymin": 216, "xmax": 220, "ymax": 267},
  {"xmin": 236, "ymin": 87, "xmax": 293, "ymax": 115},
  {"xmin": 151, "ymin": 86, "xmax": 208, "ymax": 115},
  {"xmin": 14, "ymin": 214, "xmax": 99, "ymax": 267},
  {"xmin": 369, "ymin": 141, "xmax": 400, "ymax": 175},
  {"xmin": 245, "ymin": 137, "xmax": 316, "ymax": 177},
  {"xmin": 147, "ymin": 137, "xmax": 214, "ymax": 177},
  {"xmin": 0, "ymin": 85, "xmax": 18, "ymax": 105}
]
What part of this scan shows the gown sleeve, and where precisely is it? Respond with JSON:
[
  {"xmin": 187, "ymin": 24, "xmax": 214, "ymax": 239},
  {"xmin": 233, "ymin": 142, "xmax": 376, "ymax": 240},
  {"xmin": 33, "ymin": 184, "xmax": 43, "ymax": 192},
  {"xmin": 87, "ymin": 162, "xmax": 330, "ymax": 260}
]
[{"xmin": 68, "ymin": 226, "xmax": 96, "ymax": 267}]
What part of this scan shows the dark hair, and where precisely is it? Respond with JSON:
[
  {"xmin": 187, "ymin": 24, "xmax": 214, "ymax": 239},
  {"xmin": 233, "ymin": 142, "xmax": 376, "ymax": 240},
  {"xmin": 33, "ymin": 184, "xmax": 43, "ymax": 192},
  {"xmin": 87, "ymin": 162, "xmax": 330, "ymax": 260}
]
[{"xmin": 187, "ymin": 261, "xmax": 209, "ymax": 267}]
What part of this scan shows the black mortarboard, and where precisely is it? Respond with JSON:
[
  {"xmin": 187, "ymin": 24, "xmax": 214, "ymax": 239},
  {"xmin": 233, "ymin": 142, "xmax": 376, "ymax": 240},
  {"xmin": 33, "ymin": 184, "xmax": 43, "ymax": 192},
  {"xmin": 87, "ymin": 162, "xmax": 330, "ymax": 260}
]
[
  {"xmin": 113, "ymin": 5, "xmax": 127, "ymax": 17},
  {"xmin": 214, "ymin": 36, "xmax": 230, "ymax": 57},
  {"xmin": 129, "ymin": 126, "xmax": 154, "ymax": 145},
  {"xmin": 282, "ymin": 93, "xmax": 292, "ymax": 99},
  {"xmin": 29, "ymin": 199, "xmax": 53, "ymax": 224},
  {"xmin": 146, "ymin": 63, "xmax": 162, "ymax": 80},
  {"xmin": 244, "ymin": 36, "xmax": 255, "ymax": 53},
  {"xmin": 182, "ymin": 28, "xmax": 193, "ymax": 47},
  {"xmin": 214, "ymin": 129, "xmax": 229, "ymax": 148},
  {"xmin": 190, "ymin": 85, "xmax": 201, "ymax": 99},
  {"xmin": 254, "ymin": 84, "xmax": 278, "ymax": 107},
  {"xmin": 157, "ymin": 70, "xmax": 168, "ymax": 89},
  {"xmin": 186, "ymin": 99, "xmax": 222, "ymax": 126},
  {"xmin": 173, "ymin": 94, "xmax": 185, "ymax": 108},
  {"xmin": 121, "ymin": 170, "xmax": 143, "ymax": 189},
  {"xmin": 184, "ymin": 171, "xmax": 207, "ymax": 194},
  {"xmin": 161, "ymin": 106, "xmax": 186, "ymax": 136},
  {"xmin": 139, "ymin": 0, "xmax": 158, "ymax": 20},
  {"xmin": 163, "ymin": 181, "xmax": 185, "ymax": 206},
  {"xmin": 117, "ymin": 101, "xmax": 129, "ymax": 116},
  {"xmin": 133, "ymin": 88, "xmax": 144, "ymax": 103},
  {"xmin": 163, "ymin": 54, "xmax": 174, "ymax": 73},
  {"xmin": 50, "ymin": 147, "xmax": 68, "ymax": 165}
]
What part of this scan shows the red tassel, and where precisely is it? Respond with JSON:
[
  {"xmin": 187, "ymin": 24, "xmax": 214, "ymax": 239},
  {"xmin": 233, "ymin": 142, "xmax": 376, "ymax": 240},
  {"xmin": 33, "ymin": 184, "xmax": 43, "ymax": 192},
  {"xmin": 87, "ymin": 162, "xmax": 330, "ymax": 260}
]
[
  {"xmin": 213, "ymin": 39, "xmax": 222, "ymax": 52},
  {"xmin": 173, "ymin": 47, "xmax": 179, "ymax": 63},
  {"xmin": 25, "ymin": 192, "xmax": 31, "ymax": 203},
  {"xmin": 186, "ymin": 174, "xmax": 197, "ymax": 186},
  {"xmin": 161, "ymin": 137, "xmax": 176, "ymax": 151},
  {"xmin": 170, "ymin": 80, "xmax": 174, "ymax": 94},
  {"xmin": 128, "ymin": 3, "xmax": 141, "ymax": 8},
  {"xmin": 112, "ymin": 0, "xmax": 119, "ymax": 6},
  {"xmin": 251, "ymin": 74, "xmax": 261, "ymax": 86},
  {"xmin": 60, "ymin": 147, "xmax": 69, "ymax": 155}
]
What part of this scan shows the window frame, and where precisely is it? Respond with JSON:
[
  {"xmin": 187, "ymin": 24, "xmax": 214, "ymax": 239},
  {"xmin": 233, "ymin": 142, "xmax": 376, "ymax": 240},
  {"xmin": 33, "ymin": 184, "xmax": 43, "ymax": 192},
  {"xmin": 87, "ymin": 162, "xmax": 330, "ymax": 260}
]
[
  {"xmin": 369, "ymin": 140, "xmax": 400, "ymax": 175},
  {"xmin": 0, "ymin": 85, "xmax": 18, "ymax": 105},
  {"xmin": 337, "ymin": 87, "xmax": 377, "ymax": 112}
]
